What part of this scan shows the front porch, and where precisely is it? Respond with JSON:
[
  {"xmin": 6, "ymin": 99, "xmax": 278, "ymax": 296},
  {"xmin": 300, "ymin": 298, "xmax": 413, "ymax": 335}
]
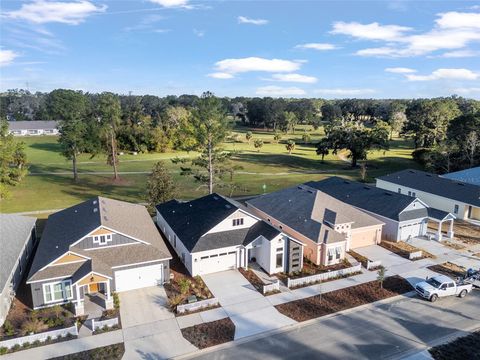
[
  {"xmin": 427, "ymin": 208, "xmax": 456, "ymax": 242},
  {"xmin": 73, "ymin": 273, "xmax": 114, "ymax": 316}
]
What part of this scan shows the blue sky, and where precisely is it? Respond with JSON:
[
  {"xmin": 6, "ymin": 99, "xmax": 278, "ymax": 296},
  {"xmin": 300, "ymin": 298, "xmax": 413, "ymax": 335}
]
[{"xmin": 1, "ymin": 0, "xmax": 480, "ymax": 98}]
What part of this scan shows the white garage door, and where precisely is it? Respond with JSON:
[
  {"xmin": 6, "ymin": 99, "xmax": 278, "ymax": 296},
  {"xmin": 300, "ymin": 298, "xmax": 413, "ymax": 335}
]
[
  {"xmin": 197, "ymin": 251, "xmax": 237, "ymax": 275},
  {"xmin": 399, "ymin": 222, "xmax": 422, "ymax": 240},
  {"xmin": 115, "ymin": 263, "xmax": 163, "ymax": 292}
]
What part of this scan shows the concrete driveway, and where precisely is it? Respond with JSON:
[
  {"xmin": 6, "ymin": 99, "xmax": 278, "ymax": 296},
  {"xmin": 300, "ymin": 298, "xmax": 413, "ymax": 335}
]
[
  {"xmin": 119, "ymin": 286, "xmax": 197, "ymax": 359},
  {"xmin": 355, "ymin": 245, "xmax": 411, "ymax": 268},
  {"xmin": 202, "ymin": 270, "xmax": 296, "ymax": 339}
]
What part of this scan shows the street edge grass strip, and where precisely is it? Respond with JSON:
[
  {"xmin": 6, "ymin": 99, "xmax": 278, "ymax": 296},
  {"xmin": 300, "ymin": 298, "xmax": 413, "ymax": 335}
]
[
  {"xmin": 181, "ymin": 318, "xmax": 235, "ymax": 349},
  {"xmin": 275, "ymin": 276, "xmax": 412, "ymax": 322}
]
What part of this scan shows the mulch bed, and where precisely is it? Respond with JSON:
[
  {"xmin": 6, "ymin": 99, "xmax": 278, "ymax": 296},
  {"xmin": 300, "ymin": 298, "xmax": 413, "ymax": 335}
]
[
  {"xmin": 275, "ymin": 276, "xmax": 412, "ymax": 322},
  {"xmin": 430, "ymin": 220, "xmax": 480, "ymax": 245},
  {"xmin": 181, "ymin": 318, "xmax": 235, "ymax": 349},
  {"xmin": 49, "ymin": 343, "xmax": 125, "ymax": 360},
  {"xmin": 429, "ymin": 331, "xmax": 480, "ymax": 360},
  {"xmin": 379, "ymin": 241, "xmax": 434, "ymax": 260},
  {"xmin": 427, "ymin": 262, "xmax": 466, "ymax": 279},
  {"xmin": 276, "ymin": 258, "xmax": 352, "ymax": 282},
  {"xmin": 238, "ymin": 268, "xmax": 264, "ymax": 292}
]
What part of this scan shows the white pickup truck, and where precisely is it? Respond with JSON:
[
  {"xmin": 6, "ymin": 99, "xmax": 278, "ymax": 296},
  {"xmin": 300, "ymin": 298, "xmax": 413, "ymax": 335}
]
[{"xmin": 415, "ymin": 274, "xmax": 473, "ymax": 302}]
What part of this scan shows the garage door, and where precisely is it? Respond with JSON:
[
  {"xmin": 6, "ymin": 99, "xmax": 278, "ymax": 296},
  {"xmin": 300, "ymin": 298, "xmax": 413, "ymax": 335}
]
[
  {"xmin": 399, "ymin": 222, "xmax": 422, "ymax": 240},
  {"xmin": 197, "ymin": 251, "xmax": 237, "ymax": 275},
  {"xmin": 114, "ymin": 263, "xmax": 163, "ymax": 292},
  {"xmin": 351, "ymin": 229, "xmax": 378, "ymax": 248}
]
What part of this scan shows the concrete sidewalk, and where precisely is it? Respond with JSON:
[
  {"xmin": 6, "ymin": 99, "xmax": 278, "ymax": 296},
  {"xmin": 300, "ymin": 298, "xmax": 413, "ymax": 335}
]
[{"xmin": 1, "ymin": 330, "xmax": 123, "ymax": 360}]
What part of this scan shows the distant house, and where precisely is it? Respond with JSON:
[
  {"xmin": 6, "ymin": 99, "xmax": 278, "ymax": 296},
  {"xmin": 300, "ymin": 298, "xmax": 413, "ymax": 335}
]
[
  {"xmin": 377, "ymin": 169, "xmax": 480, "ymax": 222},
  {"xmin": 0, "ymin": 214, "xmax": 37, "ymax": 326},
  {"xmin": 27, "ymin": 197, "xmax": 171, "ymax": 316},
  {"xmin": 8, "ymin": 121, "xmax": 59, "ymax": 136},
  {"xmin": 442, "ymin": 167, "xmax": 480, "ymax": 186},
  {"xmin": 306, "ymin": 177, "xmax": 455, "ymax": 242},
  {"xmin": 247, "ymin": 184, "xmax": 384, "ymax": 266},
  {"xmin": 156, "ymin": 193, "xmax": 304, "ymax": 276}
]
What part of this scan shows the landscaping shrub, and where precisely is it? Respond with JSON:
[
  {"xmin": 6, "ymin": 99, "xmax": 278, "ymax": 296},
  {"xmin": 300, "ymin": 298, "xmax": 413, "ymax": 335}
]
[
  {"xmin": 22, "ymin": 341, "xmax": 31, "ymax": 349},
  {"xmin": 178, "ymin": 278, "xmax": 191, "ymax": 295},
  {"xmin": 21, "ymin": 318, "xmax": 48, "ymax": 335},
  {"xmin": 3, "ymin": 320, "xmax": 14, "ymax": 336},
  {"xmin": 168, "ymin": 295, "xmax": 184, "ymax": 310},
  {"xmin": 113, "ymin": 292, "xmax": 120, "ymax": 310},
  {"xmin": 0, "ymin": 347, "xmax": 7, "ymax": 355}
]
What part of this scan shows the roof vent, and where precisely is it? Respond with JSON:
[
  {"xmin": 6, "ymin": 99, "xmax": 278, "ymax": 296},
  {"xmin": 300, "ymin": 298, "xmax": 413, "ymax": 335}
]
[
  {"xmin": 225, "ymin": 204, "xmax": 231, "ymax": 209},
  {"xmin": 93, "ymin": 208, "xmax": 98, "ymax": 213},
  {"xmin": 93, "ymin": 200, "xmax": 97, "ymax": 205},
  {"xmin": 385, "ymin": 193, "xmax": 392, "ymax": 196},
  {"xmin": 426, "ymin": 174, "xmax": 432, "ymax": 177},
  {"xmin": 363, "ymin": 186, "xmax": 370, "ymax": 190},
  {"xmin": 457, "ymin": 182, "xmax": 465, "ymax": 186},
  {"xmin": 74, "ymin": 210, "xmax": 77, "ymax": 213},
  {"xmin": 213, "ymin": 196, "xmax": 219, "ymax": 200},
  {"xmin": 307, "ymin": 190, "xmax": 314, "ymax": 194},
  {"xmin": 343, "ymin": 181, "xmax": 350, "ymax": 184}
]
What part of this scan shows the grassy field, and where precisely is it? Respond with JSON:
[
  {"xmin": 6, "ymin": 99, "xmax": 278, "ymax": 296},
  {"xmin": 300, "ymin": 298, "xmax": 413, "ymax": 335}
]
[{"xmin": 0, "ymin": 126, "xmax": 421, "ymax": 213}]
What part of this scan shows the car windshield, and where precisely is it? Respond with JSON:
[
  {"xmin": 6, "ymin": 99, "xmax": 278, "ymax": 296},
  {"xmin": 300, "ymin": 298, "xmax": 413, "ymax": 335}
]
[{"xmin": 426, "ymin": 278, "xmax": 442, "ymax": 288}]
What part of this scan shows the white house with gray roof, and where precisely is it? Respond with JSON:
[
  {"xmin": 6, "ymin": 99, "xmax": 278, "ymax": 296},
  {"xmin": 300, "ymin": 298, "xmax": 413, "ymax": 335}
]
[
  {"xmin": 8, "ymin": 121, "xmax": 59, "ymax": 136},
  {"xmin": 26, "ymin": 197, "xmax": 171, "ymax": 316},
  {"xmin": 0, "ymin": 214, "xmax": 37, "ymax": 326},
  {"xmin": 377, "ymin": 169, "xmax": 480, "ymax": 223},
  {"xmin": 156, "ymin": 193, "xmax": 304, "ymax": 277}
]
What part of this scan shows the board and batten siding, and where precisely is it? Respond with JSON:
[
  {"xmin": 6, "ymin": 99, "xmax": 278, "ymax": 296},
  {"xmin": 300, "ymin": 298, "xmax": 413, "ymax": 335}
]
[{"xmin": 75, "ymin": 232, "xmax": 137, "ymax": 250}]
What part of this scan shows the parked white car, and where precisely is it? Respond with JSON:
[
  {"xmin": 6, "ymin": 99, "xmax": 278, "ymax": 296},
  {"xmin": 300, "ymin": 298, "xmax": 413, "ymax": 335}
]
[{"xmin": 415, "ymin": 275, "xmax": 473, "ymax": 302}]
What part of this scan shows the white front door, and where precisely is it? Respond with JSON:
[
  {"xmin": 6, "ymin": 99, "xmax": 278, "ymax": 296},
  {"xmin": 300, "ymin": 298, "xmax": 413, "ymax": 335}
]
[{"xmin": 114, "ymin": 263, "xmax": 163, "ymax": 292}]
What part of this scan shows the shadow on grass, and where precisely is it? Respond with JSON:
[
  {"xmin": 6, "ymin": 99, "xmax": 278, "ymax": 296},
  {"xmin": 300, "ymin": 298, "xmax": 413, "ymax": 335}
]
[{"xmin": 29, "ymin": 141, "xmax": 62, "ymax": 153}]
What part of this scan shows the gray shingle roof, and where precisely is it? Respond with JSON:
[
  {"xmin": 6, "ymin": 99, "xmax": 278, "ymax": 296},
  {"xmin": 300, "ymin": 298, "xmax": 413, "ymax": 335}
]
[
  {"xmin": 247, "ymin": 184, "xmax": 382, "ymax": 244},
  {"xmin": 427, "ymin": 207, "xmax": 454, "ymax": 221},
  {"xmin": 0, "ymin": 214, "xmax": 36, "ymax": 290},
  {"xmin": 28, "ymin": 197, "xmax": 171, "ymax": 282},
  {"xmin": 305, "ymin": 177, "xmax": 427, "ymax": 222},
  {"xmin": 378, "ymin": 169, "xmax": 480, "ymax": 207},
  {"xmin": 8, "ymin": 120, "xmax": 58, "ymax": 130}
]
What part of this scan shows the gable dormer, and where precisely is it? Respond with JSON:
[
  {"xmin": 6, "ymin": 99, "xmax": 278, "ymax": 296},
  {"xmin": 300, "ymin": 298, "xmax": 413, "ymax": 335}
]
[
  {"xmin": 51, "ymin": 251, "xmax": 88, "ymax": 266},
  {"xmin": 206, "ymin": 210, "xmax": 258, "ymax": 234},
  {"xmin": 73, "ymin": 226, "xmax": 138, "ymax": 250}
]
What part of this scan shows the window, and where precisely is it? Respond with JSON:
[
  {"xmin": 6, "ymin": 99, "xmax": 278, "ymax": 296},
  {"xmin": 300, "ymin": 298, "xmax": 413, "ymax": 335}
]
[
  {"xmin": 43, "ymin": 280, "xmax": 73, "ymax": 304},
  {"xmin": 228, "ymin": 251, "xmax": 236, "ymax": 255},
  {"xmin": 93, "ymin": 234, "xmax": 112, "ymax": 245},
  {"xmin": 276, "ymin": 247, "xmax": 283, "ymax": 253},
  {"xmin": 398, "ymin": 188, "xmax": 401, "ymax": 194},
  {"xmin": 408, "ymin": 191, "xmax": 412, "ymax": 196},
  {"xmin": 200, "ymin": 256, "xmax": 209, "ymax": 260},
  {"xmin": 276, "ymin": 253, "xmax": 283, "ymax": 268},
  {"xmin": 181, "ymin": 253, "xmax": 185, "ymax": 262},
  {"xmin": 232, "ymin": 218, "xmax": 244, "ymax": 226},
  {"xmin": 336, "ymin": 247, "xmax": 342, "ymax": 260},
  {"xmin": 412, "ymin": 192, "xmax": 416, "ymax": 197},
  {"xmin": 454, "ymin": 204, "xmax": 459, "ymax": 214},
  {"xmin": 219, "ymin": 253, "xmax": 227, "ymax": 256},
  {"xmin": 328, "ymin": 248, "xmax": 334, "ymax": 262}
]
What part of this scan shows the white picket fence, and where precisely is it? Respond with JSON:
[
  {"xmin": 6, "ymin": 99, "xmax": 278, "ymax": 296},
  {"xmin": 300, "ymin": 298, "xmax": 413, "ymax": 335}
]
[
  {"xmin": 262, "ymin": 280, "xmax": 280, "ymax": 294},
  {"xmin": 177, "ymin": 298, "xmax": 219, "ymax": 314},
  {"xmin": 287, "ymin": 263, "xmax": 362, "ymax": 288},
  {"xmin": 92, "ymin": 317, "xmax": 119, "ymax": 332},
  {"xmin": 0, "ymin": 324, "xmax": 77, "ymax": 350},
  {"xmin": 409, "ymin": 251, "xmax": 423, "ymax": 260},
  {"xmin": 367, "ymin": 260, "xmax": 382, "ymax": 270}
]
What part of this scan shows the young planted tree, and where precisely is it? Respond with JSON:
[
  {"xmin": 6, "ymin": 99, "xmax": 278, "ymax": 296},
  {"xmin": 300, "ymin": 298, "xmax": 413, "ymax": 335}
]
[
  {"xmin": 97, "ymin": 92, "xmax": 122, "ymax": 180},
  {"xmin": 273, "ymin": 132, "xmax": 281, "ymax": 144},
  {"xmin": 245, "ymin": 131, "xmax": 252, "ymax": 144},
  {"xmin": 146, "ymin": 161, "xmax": 177, "ymax": 213},
  {"xmin": 46, "ymin": 89, "xmax": 89, "ymax": 182},
  {"xmin": 254, "ymin": 139, "xmax": 264, "ymax": 152},
  {"xmin": 377, "ymin": 266, "xmax": 386, "ymax": 289},
  {"xmin": 172, "ymin": 92, "xmax": 230, "ymax": 194},
  {"xmin": 0, "ymin": 119, "xmax": 27, "ymax": 198},
  {"xmin": 285, "ymin": 140, "xmax": 295, "ymax": 155}
]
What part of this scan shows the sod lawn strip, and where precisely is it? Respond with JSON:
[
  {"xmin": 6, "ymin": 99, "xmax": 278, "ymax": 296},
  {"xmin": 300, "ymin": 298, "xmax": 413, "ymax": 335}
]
[
  {"xmin": 275, "ymin": 276, "xmax": 412, "ymax": 322},
  {"xmin": 49, "ymin": 343, "xmax": 125, "ymax": 360},
  {"xmin": 429, "ymin": 331, "xmax": 480, "ymax": 360},
  {"xmin": 181, "ymin": 318, "xmax": 235, "ymax": 349}
]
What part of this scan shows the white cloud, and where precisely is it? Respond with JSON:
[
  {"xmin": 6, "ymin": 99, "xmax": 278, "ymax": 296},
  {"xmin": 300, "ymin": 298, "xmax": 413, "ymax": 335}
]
[
  {"xmin": 256, "ymin": 86, "xmax": 306, "ymax": 97},
  {"xmin": 406, "ymin": 68, "xmax": 479, "ymax": 81},
  {"xmin": 331, "ymin": 21, "xmax": 412, "ymax": 41},
  {"xmin": 452, "ymin": 87, "xmax": 480, "ymax": 94},
  {"xmin": 295, "ymin": 43, "xmax": 337, "ymax": 51},
  {"xmin": 385, "ymin": 67, "xmax": 416, "ymax": 74},
  {"xmin": 5, "ymin": 0, "xmax": 107, "ymax": 25},
  {"xmin": 193, "ymin": 29, "xmax": 205, "ymax": 37},
  {"xmin": 207, "ymin": 72, "xmax": 234, "ymax": 79},
  {"xmin": 237, "ymin": 16, "xmax": 268, "ymax": 25},
  {"xmin": 0, "ymin": 49, "xmax": 19, "ymax": 66},
  {"xmin": 440, "ymin": 49, "xmax": 479, "ymax": 58},
  {"xmin": 267, "ymin": 73, "xmax": 318, "ymax": 83},
  {"xmin": 214, "ymin": 57, "xmax": 302, "ymax": 76},
  {"xmin": 149, "ymin": 0, "xmax": 189, "ymax": 8},
  {"xmin": 314, "ymin": 88, "xmax": 376, "ymax": 96},
  {"xmin": 356, "ymin": 47, "xmax": 400, "ymax": 57},
  {"xmin": 435, "ymin": 11, "xmax": 480, "ymax": 29}
]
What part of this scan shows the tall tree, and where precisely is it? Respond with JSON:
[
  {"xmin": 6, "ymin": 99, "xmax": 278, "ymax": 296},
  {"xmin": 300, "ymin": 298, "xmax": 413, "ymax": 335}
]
[
  {"xmin": 146, "ymin": 161, "xmax": 177, "ymax": 213},
  {"xmin": 46, "ymin": 89, "xmax": 89, "ymax": 182},
  {"xmin": 172, "ymin": 92, "xmax": 230, "ymax": 194},
  {"xmin": 0, "ymin": 119, "xmax": 27, "ymax": 198},
  {"xmin": 97, "ymin": 92, "xmax": 122, "ymax": 180}
]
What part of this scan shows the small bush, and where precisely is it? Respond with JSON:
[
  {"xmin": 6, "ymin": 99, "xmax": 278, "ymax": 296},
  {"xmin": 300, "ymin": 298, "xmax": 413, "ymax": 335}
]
[
  {"xmin": 178, "ymin": 278, "xmax": 191, "ymax": 295},
  {"xmin": 12, "ymin": 344, "xmax": 20, "ymax": 351},
  {"xmin": 33, "ymin": 340, "xmax": 41, "ymax": 346},
  {"xmin": 22, "ymin": 341, "xmax": 31, "ymax": 349},
  {"xmin": 168, "ymin": 295, "xmax": 184, "ymax": 310},
  {"xmin": 21, "ymin": 318, "xmax": 48, "ymax": 335},
  {"xmin": 0, "ymin": 347, "xmax": 8, "ymax": 355},
  {"xmin": 113, "ymin": 292, "xmax": 120, "ymax": 310},
  {"xmin": 3, "ymin": 320, "xmax": 14, "ymax": 336}
]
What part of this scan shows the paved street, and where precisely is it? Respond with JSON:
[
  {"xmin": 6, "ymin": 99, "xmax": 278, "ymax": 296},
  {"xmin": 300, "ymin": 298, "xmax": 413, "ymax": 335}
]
[{"xmin": 186, "ymin": 290, "xmax": 480, "ymax": 360}]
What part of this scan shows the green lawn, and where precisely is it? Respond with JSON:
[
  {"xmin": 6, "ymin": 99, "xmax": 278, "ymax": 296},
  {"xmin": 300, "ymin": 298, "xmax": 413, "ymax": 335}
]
[{"xmin": 0, "ymin": 128, "xmax": 421, "ymax": 213}]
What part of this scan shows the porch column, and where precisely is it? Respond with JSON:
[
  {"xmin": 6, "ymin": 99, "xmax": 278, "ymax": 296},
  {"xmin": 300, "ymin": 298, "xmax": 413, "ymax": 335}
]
[
  {"xmin": 436, "ymin": 220, "xmax": 443, "ymax": 242},
  {"xmin": 447, "ymin": 219, "xmax": 454, "ymax": 238},
  {"xmin": 74, "ymin": 285, "xmax": 84, "ymax": 316},
  {"xmin": 104, "ymin": 281, "xmax": 114, "ymax": 310}
]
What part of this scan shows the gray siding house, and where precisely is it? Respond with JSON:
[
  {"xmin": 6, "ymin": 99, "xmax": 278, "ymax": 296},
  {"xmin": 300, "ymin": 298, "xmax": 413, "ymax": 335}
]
[
  {"xmin": 0, "ymin": 214, "xmax": 37, "ymax": 326},
  {"xmin": 27, "ymin": 197, "xmax": 172, "ymax": 316},
  {"xmin": 8, "ymin": 121, "xmax": 59, "ymax": 136}
]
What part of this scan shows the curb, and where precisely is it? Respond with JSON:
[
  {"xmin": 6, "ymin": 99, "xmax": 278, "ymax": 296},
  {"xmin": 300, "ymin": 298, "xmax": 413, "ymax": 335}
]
[{"xmin": 172, "ymin": 290, "xmax": 417, "ymax": 359}]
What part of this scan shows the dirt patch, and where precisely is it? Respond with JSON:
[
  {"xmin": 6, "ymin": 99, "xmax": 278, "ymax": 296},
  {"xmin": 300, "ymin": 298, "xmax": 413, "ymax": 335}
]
[
  {"xmin": 181, "ymin": 318, "xmax": 235, "ymax": 349},
  {"xmin": 474, "ymin": 253, "xmax": 480, "ymax": 258},
  {"xmin": 427, "ymin": 262, "xmax": 466, "ymax": 279},
  {"xmin": 442, "ymin": 241, "xmax": 466, "ymax": 250},
  {"xmin": 275, "ymin": 276, "xmax": 412, "ymax": 322},
  {"xmin": 379, "ymin": 240, "xmax": 434, "ymax": 260},
  {"xmin": 348, "ymin": 250, "xmax": 369, "ymax": 268},
  {"xmin": 49, "ymin": 343, "xmax": 125, "ymax": 360},
  {"xmin": 277, "ymin": 258, "xmax": 352, "ymax": 281},
  {"xmin": 429, "ymin": 331, "xmax": 480, "ymax": 360},
  {"xmin": 429, "ymin": 220, "xmax": 480, "ymax": 245},
  {"xmin": 238, "ymin": 268, "xmax": 264, "ymax": 292}
]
